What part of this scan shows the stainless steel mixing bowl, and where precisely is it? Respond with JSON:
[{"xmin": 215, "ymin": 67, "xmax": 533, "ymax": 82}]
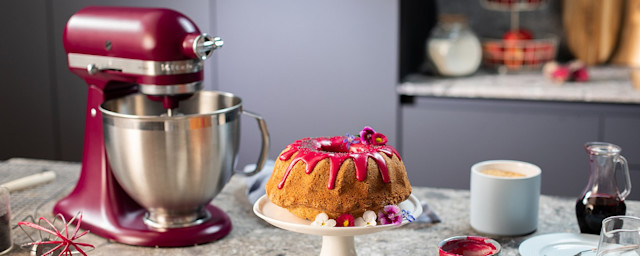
[{"xmin": 100, "ymin": 91, "xmax": 269, "ymax": 228}]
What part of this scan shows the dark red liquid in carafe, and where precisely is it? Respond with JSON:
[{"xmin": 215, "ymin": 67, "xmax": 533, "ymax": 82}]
[{"xmin": 575, "ymin": 194, "xmax": 626, "ymax": 234}]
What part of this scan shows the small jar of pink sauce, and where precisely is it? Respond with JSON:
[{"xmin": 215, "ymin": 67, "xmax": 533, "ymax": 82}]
[{"xmin": 438, "ymin": 236, "xmax": 501, "ymax": 256}]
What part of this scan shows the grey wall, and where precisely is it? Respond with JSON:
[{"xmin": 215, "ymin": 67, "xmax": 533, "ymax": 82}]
[
  {"xmin": 2, "ymin": 0, "xmax": 637, "ymax": 200},
  {"xmin": 215, "ymin": 0, "xmax": 398, "ymax": 167},
  {"xmin": 1, "ymin": 1, "xmax": 58, "ymax": 160},
  {"xmin": 0, "ymin": 1, "xmax": 399, "ymax": 170},
  {"xmin": 1, "ymin": 0, "xmax": 215, "ymax": 162}
]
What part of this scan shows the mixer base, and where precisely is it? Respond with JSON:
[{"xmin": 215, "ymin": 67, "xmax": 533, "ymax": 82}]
[
  {"xmin": 55, "ymin": 197, "xmax": 232, "ymax": 247},
  {"xmin": 105, "ymin": 204, "xmax": 232, "ymax": 247}
]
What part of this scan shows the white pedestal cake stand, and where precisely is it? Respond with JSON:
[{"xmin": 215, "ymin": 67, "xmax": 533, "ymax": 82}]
[{"xmin": 253, "ymin": 194, "xmax": 422, "ymax": 256}]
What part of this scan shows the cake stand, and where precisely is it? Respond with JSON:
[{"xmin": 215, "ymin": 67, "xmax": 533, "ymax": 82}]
[{"xmin": 253, "ymin": 194, "xmax": 422, "ymax": 256}]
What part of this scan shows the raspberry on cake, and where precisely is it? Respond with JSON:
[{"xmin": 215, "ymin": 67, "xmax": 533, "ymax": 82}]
[{"xmin": 265, "ymin": 126, "xmax": 412, "ymax": 220}]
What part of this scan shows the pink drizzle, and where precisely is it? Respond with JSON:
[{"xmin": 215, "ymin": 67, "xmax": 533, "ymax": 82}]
[{"xmin": 277, "ymin": 136, "xmax": 401, "ymax": 190}]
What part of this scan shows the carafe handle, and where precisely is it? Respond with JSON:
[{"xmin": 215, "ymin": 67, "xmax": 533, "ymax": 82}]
[
  {"xmin": 237, "ymin": 110, "xmax": 270, "ymax": 176},
  {"xmin": 617, "ymin": 155, "xmax": 632, "ymax": 200}
]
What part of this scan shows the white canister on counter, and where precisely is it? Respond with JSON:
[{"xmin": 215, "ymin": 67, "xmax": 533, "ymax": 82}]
[{"xmin": 427, "ymin": 15, "xmax": 482, "ymax": 77}]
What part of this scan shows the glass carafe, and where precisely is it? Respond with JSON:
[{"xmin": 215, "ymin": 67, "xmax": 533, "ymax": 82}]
[
  {"xmin": 576, "ymin": 142, "xmax": 632, "ymax": 234},
  {"xmin": 426, "ymin": 15, "xmax": 481, "ymax": 77}
]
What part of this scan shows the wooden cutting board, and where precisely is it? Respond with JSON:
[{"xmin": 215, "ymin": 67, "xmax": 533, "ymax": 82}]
[
  {"xmin": 611, "ymin": 0, "xmax": 640, "ymax": 66},
  {"xmin": 563, "ymin": 0, "xmax": 623, "ymax": 65}
]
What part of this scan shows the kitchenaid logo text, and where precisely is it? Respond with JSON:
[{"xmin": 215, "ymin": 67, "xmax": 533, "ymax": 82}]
[{"xmin": 159, "ymin": 61, "xmax": 202, "ymax": 74}]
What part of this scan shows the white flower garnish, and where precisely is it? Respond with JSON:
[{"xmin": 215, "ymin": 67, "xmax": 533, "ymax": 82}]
[
  {"xmin": 354, "ymin": 210, "xmax": 377, "ymax": 227},
  {"xmin": 311, "ymin": 213, "xmax": 336, "ymax": 227}
]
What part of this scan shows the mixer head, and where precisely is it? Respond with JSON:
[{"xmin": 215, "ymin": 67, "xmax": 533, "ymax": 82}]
[{"xmin": 63, "ymin": 6, "xmax": 223, "ymax": 110}]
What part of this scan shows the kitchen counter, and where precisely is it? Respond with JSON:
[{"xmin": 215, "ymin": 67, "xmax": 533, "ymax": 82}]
[
  {"xmin": 398, "ymin": 66, "xmax": 640, "ymax": 104},
  {"xmin": 3, "ymin": 158, "xmax": 640, "ymax": 255}
]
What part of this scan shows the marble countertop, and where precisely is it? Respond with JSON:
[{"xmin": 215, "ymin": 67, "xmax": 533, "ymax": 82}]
[
  {"xmin": 398, "ymin": 66, "xmax": 640, "ymax": 104},
  {"xmin": 2, "ymin": 158, "xmax": 639, "ymax": 255}
]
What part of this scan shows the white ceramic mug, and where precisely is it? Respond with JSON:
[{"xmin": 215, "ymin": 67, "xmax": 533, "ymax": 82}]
[{"xmin": 470, "ymin": 160, "xmax": 541, "ymax": 236}]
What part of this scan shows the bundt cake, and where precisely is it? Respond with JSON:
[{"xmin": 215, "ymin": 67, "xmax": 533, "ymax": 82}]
[{"xmin": 265, "ymin": 127, "xmax": 412, "ymax": 220}]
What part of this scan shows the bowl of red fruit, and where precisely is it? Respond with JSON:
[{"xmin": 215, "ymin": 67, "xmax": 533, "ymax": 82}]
[{"xmin": 482, "ymin": 28, "xmax": 557, "ymax": 73}]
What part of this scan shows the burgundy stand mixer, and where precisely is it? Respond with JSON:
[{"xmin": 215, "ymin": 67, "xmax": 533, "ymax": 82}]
[{"xmin": 53, "ymin": 6, "xmax": 269, "ymax": 247}]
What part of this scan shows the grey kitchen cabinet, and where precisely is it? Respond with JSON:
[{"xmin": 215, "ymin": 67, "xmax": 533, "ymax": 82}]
[
  {"xmin": 603, "ymin": 116, "xmax": 640, "ymax": 168},
  {"xmin": 399, "ymin": 96, "xmax": 640, "ymax": 200}
]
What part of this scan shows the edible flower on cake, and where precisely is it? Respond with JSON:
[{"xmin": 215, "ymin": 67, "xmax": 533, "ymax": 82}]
[
  {"xmin": 372, "ymin": 133, "xmax": 388, "ymax": 145},
  {"xmin": 336, "ymin": 214, "xmax": 355, "ymax": 227},
  {"xmin": 360, "ymin": 126, "xmax": 376, "ymax": 144},
  {"xmin": 311, "ymin": 213, "xmax": 336, "ymax": 227},
  {"xmin": 354, "ymin": 210, "xmax": 377, "ymax": 227},
  {"xmin": 343, "ymin": 133, "xmax": 361, "ymax": 149},
  {"xmin": 378, "ymin": 205, "xmax": 403, "ymax": 226}
]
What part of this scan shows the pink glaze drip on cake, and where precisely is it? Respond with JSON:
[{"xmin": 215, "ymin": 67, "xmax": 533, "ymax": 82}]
[{"xmin": 277, "ymin": 136, "xmax": 401, "ymax": 189}]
